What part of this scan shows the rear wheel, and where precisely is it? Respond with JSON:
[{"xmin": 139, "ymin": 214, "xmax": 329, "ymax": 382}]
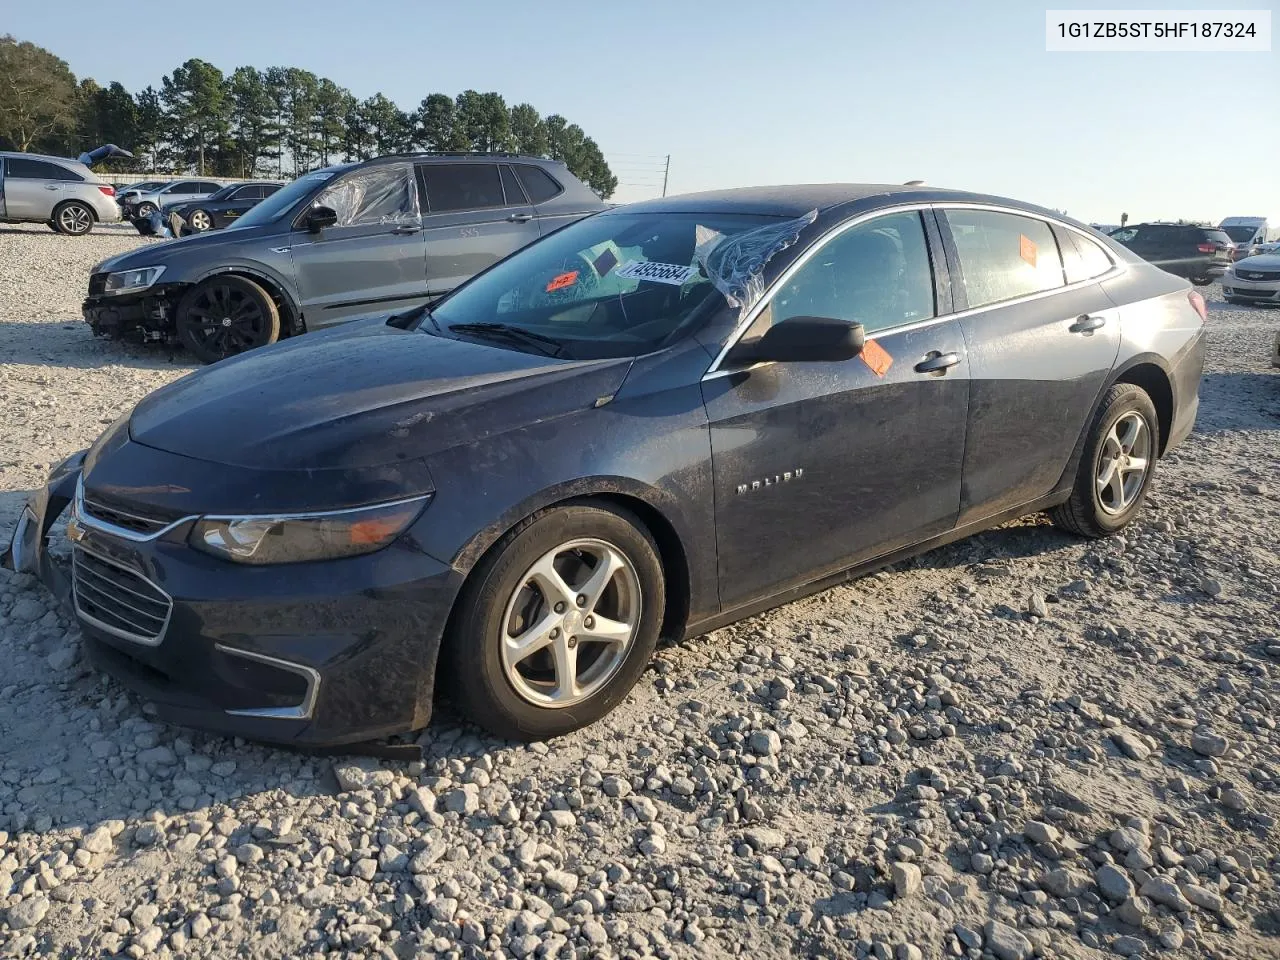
[
  {"xmin": 175, "ymin": 275, "xmax": 280, "ymax": 364},
  {"xmin": 52, "ymin": 201, "xmax": 94, "ymax": 236},
  {"xmin": 1190, "ymin": 276, "xmax": 1213, "ymax": 286},
  {"xmin": 1049, "ymin": 383, "xmax": 1159, "ymax": 538},
  {"xmin": 135, "ymin": 201, "xmax": 157, "ymax": 219},
  {"xmin": 187, "ymin": 209, "xmax": 213, "ymax": 232},
  {"xmin": 446, "ymin": 503, "xmax": 665, "ymax": 740}
]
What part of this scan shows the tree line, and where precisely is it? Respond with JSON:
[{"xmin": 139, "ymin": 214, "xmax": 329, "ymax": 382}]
[{"xmin": 0, "ymin": 35, "xmax": 618, "ymax": 198}]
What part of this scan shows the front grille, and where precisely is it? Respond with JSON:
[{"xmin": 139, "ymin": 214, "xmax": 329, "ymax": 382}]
[
  {"xmin": 88, "ymin": 273, "xmax": 108, "ymax": 296},
  {"xmin": 1237, "ymin": 270, "xmax": 1280, "ymax": 283},
  {"xmin": 1230, "ymin": 287, "xmax": 1278, "ymax": 298},
  {"xmin": 82, "ymin": 496, "xmax": 172, "ymax": 536},
  {"xmin": 73, "ymin": 548, "xmax": 172, "ymax": 644}
]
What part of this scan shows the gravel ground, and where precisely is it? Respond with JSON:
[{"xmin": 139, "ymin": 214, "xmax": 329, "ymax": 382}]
[{"xmin": 1, "ymin": 221, "xmax": 1279, "ymax": 960}]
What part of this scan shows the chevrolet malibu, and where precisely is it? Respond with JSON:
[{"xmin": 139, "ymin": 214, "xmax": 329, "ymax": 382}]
[{"xmin": 5, "ymin": 185, "xmax": 1207, "ymax": 746}]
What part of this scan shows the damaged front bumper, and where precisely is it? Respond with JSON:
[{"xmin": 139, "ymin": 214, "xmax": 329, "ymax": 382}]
[
  {"xmin": 82, "ymin": 287, "xmax": 180, "ymax": 342},
  {"xmin": 2, "ymin": 451, "xmax": 83, "ymax": 599}
]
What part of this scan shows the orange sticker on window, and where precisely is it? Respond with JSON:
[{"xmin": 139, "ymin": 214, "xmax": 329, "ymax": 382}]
[
  {"xmin": 860, "ymin": 338, "xmax": 893, "ymax": 377},
  {"xmin": 545, "ymin": 270, "xmax": 579, "ymax": 292},
  {"xmin": 1019, "ymin": 234, "xmax": 1037, "ymax": 266}
]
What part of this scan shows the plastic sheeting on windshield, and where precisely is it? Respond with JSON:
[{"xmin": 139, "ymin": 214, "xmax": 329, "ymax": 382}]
[
  {"xmin": 694, "ymin": 209, "xmax": 818, "ymax": 313},
  {"xmin": 315, "ymin": 164, "xmax": 419, "ymax": 226}
]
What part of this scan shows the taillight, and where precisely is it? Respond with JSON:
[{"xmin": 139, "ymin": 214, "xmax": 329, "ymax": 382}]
[
  {"xmin": 1196, "ymin": 243, "xmax": 1214, "ymax": 254},
  {"xmin": 98, "ymin": 185, "xmax": 115, "ymax": 197},
  {"xmin": 1188, "ymin": 290, "xmax": 1207, "ymax": 322}
]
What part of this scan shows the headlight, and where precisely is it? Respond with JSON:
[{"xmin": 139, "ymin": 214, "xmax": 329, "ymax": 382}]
[
  {"xmin": 189, "ymin": 496, "xmax": 430, "ymax": 565},
  {"xmin": 103, "ymin": 266, "xmax": 166, "ymax": 295},
  {"xmin": 1224, "ymin": 265, "xmax": 1236, "ymax": 275}
]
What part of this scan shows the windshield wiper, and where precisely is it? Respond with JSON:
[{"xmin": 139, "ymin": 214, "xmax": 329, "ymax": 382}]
[
  {"xmin": 447, "ymin": 322, "xmax": 565, "ymax": 357},
  {"xmin": 387, "ymin": 302, "xmax": 439, "ymax": 331}
]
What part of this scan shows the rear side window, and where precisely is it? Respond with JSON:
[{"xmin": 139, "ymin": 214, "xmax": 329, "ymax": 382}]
[
  {"xmin": 945, "ymin": 209, "xmax": 1065, "ymax": 309},
  {"xmin": 422, "ymin": 163, "xmax": 505, "ymax": 212},
  {"xmin": 5, "ymin": 157, "xmax": 83, "ymax": 181},
  {"xmin": 1059, "ymin": 228, "xmax": 1115, "ymax": 283},
  {"xmin": 500, "ymin": 165, "xmax": 527, "ymax": 205},
  {"xmin": 197, "ymin": 182, "xmax": 221, "ymax": 193},
  {"xmin": 168, "ymin": 181, "xmax": 198, "ymax": 192},
  {"xmin": 769, "ymin": 211, "xmax": 936, "ymax": 335},
  {"xmin": 515, "ymin": 164, "xmax": 563, "ymax": 204}
]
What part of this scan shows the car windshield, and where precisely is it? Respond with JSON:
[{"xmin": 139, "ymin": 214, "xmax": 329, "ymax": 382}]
[
  {"xmin": 430, "ymin": 211, "xmax": 782, "ymax": 360},
  {"xmin": 231, "ymin": 168, "xmax": 344, "ymax": 229},
  {"xmin": 1220, "ymin": 225, "xmax": 1258, "ymax": 243}
]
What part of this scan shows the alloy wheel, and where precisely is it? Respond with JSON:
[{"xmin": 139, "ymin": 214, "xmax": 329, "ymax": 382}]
[
  {"xmin": 189, "ymin": 210, "xmax": 211, "ymax": 231},
  {"xmin": 58, "ymin": 204, "xmax": 92, "ymax": 234},
  {"xmin": 1096, "ymin": 411, "xmax": 1151, "ymax": 515},
  {"xmin": 185, "ymin": 283, "xmax": 268, "ymax": 358},
  {"xmin": 499, "ymin": 538, "xmax": 641, "ymax": 708}
]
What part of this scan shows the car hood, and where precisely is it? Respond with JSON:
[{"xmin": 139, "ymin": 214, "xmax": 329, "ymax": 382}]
[
  {"xmin": 93, "ymin": 224, "xmax": 276, "ymax": 273},
  {"xmin": 1234, "ymin": 253, "xmax": 1280, "ymax": 270},
  {"xmin": 127, "ymin": 320, "xmax": 634, "ymax": 471}
]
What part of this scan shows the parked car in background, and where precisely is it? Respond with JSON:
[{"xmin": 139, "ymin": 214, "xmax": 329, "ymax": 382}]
[
  {"xmin": 83, "ymin": 153, "xmax": 608, "ymax": 362},
  {"xmin": 163, "ymin": 181, "xmax": 284, "ymax": 235},
  {"xmin": 120, "ymin": 179, "xmax": 223, "ymax": 220},
  {"xmin": 0, "ymin": 152, "xmax": 122, "ymax": 235},
  {"xmin": 1108, "ymin": 222, "xmax": 1232, "ymax": 285},
  {"xmin": 1219, "ymin": 216, "xmax": 1280, "ymax": 260},
  {"xmin": 115, "ymin": 181, "xmax": 170, "ymax": 207},
  {"xmin": 14, "ymin": 184, "xmax": 1207, "ymax": 744},
  {"xmin": 1222, "ymin": 252, "xmax": 1280, "ymax": 306}
]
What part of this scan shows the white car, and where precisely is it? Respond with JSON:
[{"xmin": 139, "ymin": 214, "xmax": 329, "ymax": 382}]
[
  {"xmin": 120, "ymin": 178, "xmax": 224, "ymax": 220},
  {"xmin": 1222, "ymin": 253, "xmax": 1280, "ymax": 307},
  {"xmin": 0, "ymin": 152, "xmax": 123, "ymax": 235}
]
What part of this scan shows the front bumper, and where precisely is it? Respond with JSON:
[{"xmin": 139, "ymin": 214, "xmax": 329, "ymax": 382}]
[
  {"xmin": 82, "ymin": 287, "xmax": 180, "ymax": 341},
  {"xmin": 1222, "ymin": 276, "xmax": 1280, "ymax": 303},
  {"xmin": 4, "ymin": 455, "xmax": 463, "ymax": 747}
]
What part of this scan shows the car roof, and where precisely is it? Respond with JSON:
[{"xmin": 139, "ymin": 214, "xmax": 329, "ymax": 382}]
[{"xmin": 613, "ymin": 184, "xmax": 1071, "ymax": 221}]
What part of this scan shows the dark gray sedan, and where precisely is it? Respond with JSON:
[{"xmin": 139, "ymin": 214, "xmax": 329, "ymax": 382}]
[
  {"xmin": 82, "ymin": 153, "xmax": 607, "ymax": 363},
  {"xmin": 9, "ymin": 184, "xmax": 1205, "ymax": 746}
]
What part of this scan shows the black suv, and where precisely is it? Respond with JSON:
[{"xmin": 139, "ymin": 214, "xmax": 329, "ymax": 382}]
[
  {"xmin": 83, "ymin": 154, "xmax": 607, "ymax": 363},
  {"xmin": 1108, "ymin": 222, "xmax": 1232, "ymax": 285}
]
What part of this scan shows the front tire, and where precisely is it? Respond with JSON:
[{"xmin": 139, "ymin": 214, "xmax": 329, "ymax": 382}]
[
  {"xmin": 1049, "ymin": 383, "xmax": 1159, "ymax": 538},
  {"xmin": 1190, "ymin": 276, "xmax": 1213, "ymax": 286},
  {"xmin": 187, "ymin": 209, "xmax": 213, "ymax": 232},
  {"xmin": 446, "ymin": 502, "xmax": 665, "ymax": 741},
  {"xmin": 175, "ymin": 275, "xmax": 280, "ymax": 364},
  {"xmin": 52, "ymin": 201, "xmax": 94, "ymax": 236}
]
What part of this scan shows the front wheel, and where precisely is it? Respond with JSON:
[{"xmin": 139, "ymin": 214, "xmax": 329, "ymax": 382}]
[
  {"xmin": 187, "ymin": 209, "xmax": 213, "ymax": 232},
  {"xmin": 175, "ymin": 275, "xmax": 280, "ymax": 364},
  {"xmin": 1049, "ymin": 383, "xmax": 1159, "ymax": 538},
  {"xmin": 446, "ymin": 503, "xmax": 665, "ymax": 740},
  {"xmin": 1190, "ymin": 276, "xmax": 1214, "ymax": 286},
  {"xmin": 53, "ymin": 202, "xmax": 94, "ymax": 235}
]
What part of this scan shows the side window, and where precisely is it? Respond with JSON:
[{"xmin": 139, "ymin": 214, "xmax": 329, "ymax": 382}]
[
  {"xmin": 262, "ymin": 184, "xmax": 282, "ymax": 197},
  {"xmin": 5, "ymin": 158, "xmax": 82, "ymax": 180},
  {"xmin": 316, "ymin": 164, "xmax": 419, "ymax": 226},
  {"xmin": 500, "ymin": 165, "xmax": 527, "ymax": 206},
  {"xmin": 515, "ymin": 164, "xmax": 563, "ymax": 205},
  {"xmin": 769, "ymin": 211, "xmax": 937, "ymax": 335},
  {"xmin": 945, "ymin": 209, "xmax": 1064, "ymax": 308},
  {"xmin": 198, "ymin": 182, "xmax": 221, "ymax": 193},
  {"xmin": 421, "ymin": 163, "xmax": 505, "ymax": 212},
  {"xmin": 1066, "ymin": 230, "xmax": 1114, "ymax": 281},
  {"xmin": 169, "ymin": 181, "xmax": 198, "ymax": 193},
  {"xmin": 1109, "ymin": 227, "xmax": 1138, "ymax": 242},
  {"xmin": 233, "ymin": 186, "xmax": 261, "ymax": 200}
]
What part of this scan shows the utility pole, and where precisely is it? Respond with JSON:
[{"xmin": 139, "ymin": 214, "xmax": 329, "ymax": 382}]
[{"xmin": 661, "ymin": 155, "xmax": 670, "ymax": 197}]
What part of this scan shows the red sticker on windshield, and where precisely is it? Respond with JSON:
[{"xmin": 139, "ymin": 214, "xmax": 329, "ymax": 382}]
[
  {"xmin": 545, "ymin": 270, "xmax": 579, "ymax": 292},
  {"xmin": 1019, "ymin": 234, "xmax": 1037, "ymax": 266}
]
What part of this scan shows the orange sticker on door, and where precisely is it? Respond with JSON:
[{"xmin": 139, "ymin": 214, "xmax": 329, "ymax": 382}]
[
  {"xmin": 1019, "ymin": 234, "xmax": 1037, "ymax": 267},
  {"xmin": 545, "ymin": 270, "xmax": 579, "ymax": 292},
  {"xmin": 860, "ymin": 338, "xmax": 893, "ymax": 377}
]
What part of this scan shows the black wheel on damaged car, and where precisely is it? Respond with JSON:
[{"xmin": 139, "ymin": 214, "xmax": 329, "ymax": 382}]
[
  {"xmin": 1049, "ymin": 382, "xmax": 1159, "ymax": 538},
  {"xmin": 175, "ymin": 275, "xmax": 280, "ymax": 364},
  {"xmin": 445, "ymin": 502, "xmax": 665, "ymax": 741},
  {"xmin": 52, "ymin": 201, "xmax": 94, "ymax": 236}
]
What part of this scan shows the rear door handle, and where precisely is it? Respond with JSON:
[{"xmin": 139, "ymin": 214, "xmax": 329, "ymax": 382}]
[
  {"xmin": 914, "ymin": 351, "xmax": 961, "ymax": 374},
  {"xmin": 1069, "ymin": 314, "xmax": 1106, "ymax": 334},
  {"xmin": 507, "ymin": 213, "xmax": 534, "ymax": 223}
]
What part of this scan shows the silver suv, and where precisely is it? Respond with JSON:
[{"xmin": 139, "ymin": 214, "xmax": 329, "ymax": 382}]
[
  {"xmin": 0, "ymin": 152, "xmax": 123, "ymax": 235},
  {"xmin": 119, "ymin": 179, "xmax": 223, "ymax": 220}
]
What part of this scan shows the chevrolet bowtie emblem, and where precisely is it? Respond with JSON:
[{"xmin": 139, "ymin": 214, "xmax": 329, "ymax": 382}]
[{"xmin": 737, "ymin": 468, "xmax": 803, "ymax": 495}]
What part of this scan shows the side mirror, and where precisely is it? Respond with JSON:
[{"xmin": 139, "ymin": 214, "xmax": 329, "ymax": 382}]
[
  {"xmin": 306, "ymin": 205, "xmax": 338, "ymax": 233},
  {"xmin": 727, "ymin": 316, "xmax": 865, "ymax": 366}
]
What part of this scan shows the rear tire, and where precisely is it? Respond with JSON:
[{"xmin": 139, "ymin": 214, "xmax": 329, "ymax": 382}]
[
  {"xmin": 135, "ymin": 201, "xmax": 157, "ymax": 219},
  {"xmin": 445, "ymin": 502, "xmax": 665, "ymax": 741},
  {"xmin": 52, "ymin": 201, "xmax": 94, "ymax": 236},
  {"xmin": 1049, "ymin": 383, "xmax": 1159, "ymax": 539},
  {"xmin": 175, "ymin": 275, "xmax": 280, "ymax": 364},
  {"xmin": 1190, "ymin": 276, "xmax": 1213, "ymax": 286},
  {"xmin": 187, "ymin": 209, "xmax": 213, "ymax": 232}
]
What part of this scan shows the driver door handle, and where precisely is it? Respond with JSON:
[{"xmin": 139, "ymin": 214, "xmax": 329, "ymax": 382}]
[
  {"xmin": 507, "ymin": 213, "xmax": 534, "ymax": 223},
  {"xmin": 914, "ymin": 351, "xmax": 961, "ymax": 374},
  {"xmin": 1069, "ymin": 314, "xmax": 1106, "ymax": 334},
  {"xmin": 390, "ymin": 224, "xmax": 421, "ymax": 235}
]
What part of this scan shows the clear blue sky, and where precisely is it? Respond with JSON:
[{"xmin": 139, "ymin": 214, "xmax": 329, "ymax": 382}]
[{"xmin": 10, "ymin": 0, "xmax": 1277, "ymax": 223}]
